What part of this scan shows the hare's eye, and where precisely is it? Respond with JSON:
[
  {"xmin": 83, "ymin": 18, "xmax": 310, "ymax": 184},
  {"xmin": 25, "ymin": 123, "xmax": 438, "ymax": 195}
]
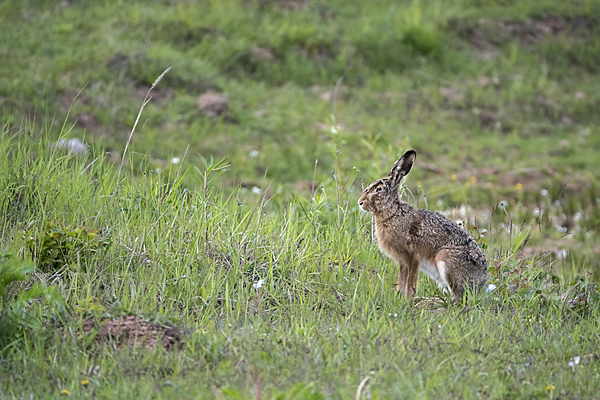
[{"xmin": 376, "ymin": 187, "xmax": 383, "ymax": 193}]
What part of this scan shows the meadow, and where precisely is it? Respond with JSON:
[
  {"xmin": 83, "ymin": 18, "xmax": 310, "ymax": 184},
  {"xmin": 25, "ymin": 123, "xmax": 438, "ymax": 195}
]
[{"xmin": 1, "ymin": 0, "xmax": 600, "ymax": 398}]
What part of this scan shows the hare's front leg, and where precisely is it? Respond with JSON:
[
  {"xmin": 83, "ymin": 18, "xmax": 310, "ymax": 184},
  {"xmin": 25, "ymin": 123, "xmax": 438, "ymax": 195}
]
[
  {"xmin": 395, "ymin": 261, "xmax": 408, "ymax": 296},
  {"xmin": 405, "ymin": 258, "xmax": 420, "ymax": 298}
]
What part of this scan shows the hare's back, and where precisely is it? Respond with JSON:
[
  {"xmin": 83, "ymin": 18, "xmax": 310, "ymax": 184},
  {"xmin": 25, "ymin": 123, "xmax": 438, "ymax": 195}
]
[{"xmin": 414, "ymin": 209, "xmax": 476, "ymax": 248}]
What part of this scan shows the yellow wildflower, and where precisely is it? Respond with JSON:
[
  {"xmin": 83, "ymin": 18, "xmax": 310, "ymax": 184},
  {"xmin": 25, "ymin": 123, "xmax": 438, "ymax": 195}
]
[
  {"xmin": 450, "ymin": 174, "xmax": 457, "ymax": 181},
  {"xmin": 516, "ymin": 183, "xmax": 523, "ymax": 190},
  {"xmin": 545, "ymin": 385, "xmax": 555, "ymax": 391},
  {"xmin": 61, "ymin": 389, "xmax": 70, "ymax": 396},
  {"xmin": 470, "ymin": 176, "xmax": 477, "ymax": 183},
  {"xmin": 81, "ymin": 380, "xmax": 89, "ymax": 386}
]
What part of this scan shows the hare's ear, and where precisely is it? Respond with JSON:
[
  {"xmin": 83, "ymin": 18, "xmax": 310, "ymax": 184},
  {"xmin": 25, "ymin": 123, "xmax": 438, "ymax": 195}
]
[{"xmin": 388, "ymin": 150, "xmax": 417, "ymax": 188}]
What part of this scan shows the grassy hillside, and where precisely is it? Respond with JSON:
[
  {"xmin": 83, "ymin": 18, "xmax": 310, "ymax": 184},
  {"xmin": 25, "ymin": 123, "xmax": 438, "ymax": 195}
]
[
  {"xmin": 1, "ymin": 0, "xmax": 600, "ymax": 398},
  {"xmin": 2, "ymin": 0, "xmax": 600, "ymax": 193}
]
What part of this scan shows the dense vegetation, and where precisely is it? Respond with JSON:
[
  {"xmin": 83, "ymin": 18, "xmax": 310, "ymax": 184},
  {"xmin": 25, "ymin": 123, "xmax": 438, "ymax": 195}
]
[{"xmin": 1, "ymin": 0, "xmax": 599, "ymax": 398}]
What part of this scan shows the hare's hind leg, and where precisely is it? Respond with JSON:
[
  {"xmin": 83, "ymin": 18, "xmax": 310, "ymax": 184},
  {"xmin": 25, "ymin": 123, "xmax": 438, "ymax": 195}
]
[
  {"xmin": 395, "ymin": 261, "xmax": 408, "ymax": 296},
  {"xmin": 434, "ymin": 250, "xmax": 465, "ymax": 301}
]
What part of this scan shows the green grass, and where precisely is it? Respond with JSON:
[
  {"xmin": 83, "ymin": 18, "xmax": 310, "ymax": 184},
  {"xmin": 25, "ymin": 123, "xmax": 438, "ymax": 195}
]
[
  {"xmin": 2, "ymin": 0, "xmax": 600, "ymax": 398},
  {"xmin": 1, "ymin": 121, "xmax": 599, "ymax": 399}
]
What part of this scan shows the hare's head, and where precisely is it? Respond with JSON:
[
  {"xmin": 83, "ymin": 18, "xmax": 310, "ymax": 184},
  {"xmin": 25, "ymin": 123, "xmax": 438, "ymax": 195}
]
[{"xmin": 358, "ymin": 150, "xmax": 416, "ymax": 212}]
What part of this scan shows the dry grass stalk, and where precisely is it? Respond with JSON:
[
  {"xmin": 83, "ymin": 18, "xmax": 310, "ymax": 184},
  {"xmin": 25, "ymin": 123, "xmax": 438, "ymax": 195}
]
[{"xmin": 115, "ymin": 66, "xmax": 172, "ymax": 194}]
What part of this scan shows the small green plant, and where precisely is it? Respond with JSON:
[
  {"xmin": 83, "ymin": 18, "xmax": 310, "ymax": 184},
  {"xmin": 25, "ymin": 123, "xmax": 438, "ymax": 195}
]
[
  {"xmin": 22, "ymin": 220, "xmax": 109, "ymax": 273},
  {"xmin": 0, "ymin": 251, "xmax": 63, "ymax": 343},
  {"xmin": 0, "ymin": 252, "xmax": 34, "ymax": 307},
  {"xmin": 75, "ymin": 296, "xmax": 107, "ymax": 319}
]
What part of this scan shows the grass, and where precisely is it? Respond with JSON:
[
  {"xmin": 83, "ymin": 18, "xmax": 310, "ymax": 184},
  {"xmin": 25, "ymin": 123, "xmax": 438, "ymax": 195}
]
[
  {"xmin": 1, "ymin": 0, "xmax": 600, "ymax": 398},
  {"xmin": 1, "ymin": 121, "xmax": 599, "ymax": 399}
]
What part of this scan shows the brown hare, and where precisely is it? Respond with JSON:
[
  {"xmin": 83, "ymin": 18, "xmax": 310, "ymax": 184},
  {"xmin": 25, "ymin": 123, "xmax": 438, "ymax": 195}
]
[{"xmin": 358, "ymin": 150, "xmax": 487, "ymax": 300}]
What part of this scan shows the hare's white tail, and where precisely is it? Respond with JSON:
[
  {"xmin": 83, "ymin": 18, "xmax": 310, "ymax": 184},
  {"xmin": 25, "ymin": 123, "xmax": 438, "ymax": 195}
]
[{"xmin": 486, "ymin": 284, "xmax": 497, "ymax": 294}]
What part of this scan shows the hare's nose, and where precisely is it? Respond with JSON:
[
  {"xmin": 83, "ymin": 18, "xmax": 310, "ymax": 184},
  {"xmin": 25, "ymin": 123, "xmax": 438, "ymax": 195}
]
[{"xmin": 358, "ymin": 200, "xmax": 363, "ymax": 206}]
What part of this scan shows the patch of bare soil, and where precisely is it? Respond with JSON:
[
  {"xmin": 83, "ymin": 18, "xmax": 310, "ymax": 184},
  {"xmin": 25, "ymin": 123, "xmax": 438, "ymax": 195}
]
[
  {"xmin": 253, "ymin": 0, "xmax": 307, "ymax": 10},
  {"xmin": 136, "ymin": 85, "xmax": 173, "ymax": 103},
  {"xmin": 499, "ymin": 16, "xmax": 566, "ymax": 45},
  {"xmin": 456, "ymin": 15, "xmax": 596, "ymax": 58},
  {"xmin": 75, "ymin": 113, "xmax": 109, "ymax": 135},
  {"xmin": 60, "ymin": 89, "xmax": 128, "ymax": 139},
  {"xmin": 105, "ymin": 52, "xmax": 130, "ymax": 74},
  {"xmin": 79, "ymin": 315, "xmax": 183, "ymax": 350},
  {"xmin": 72, "ymin": 111, "xmax": 130, "ymax": 140},
  {"xmin": 60, "ymin": 90, "xmax": 93, "ymax": 109},
  {"xmin": 454, "ymin": 165, "xmax": 552, "ymax": 187},
  {"xmin": 458, "ymin": 21, "xmax": 499, "ymax": 60},
  {"xmin": 502, "ymin": 15, "xmax": 596, "ymax": 43}
]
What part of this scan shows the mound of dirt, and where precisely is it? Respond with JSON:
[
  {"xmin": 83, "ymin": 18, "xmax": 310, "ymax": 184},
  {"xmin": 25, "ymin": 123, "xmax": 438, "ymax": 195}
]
[
  {"xmin": 80, "ymin": 315, "xmax": 183, "ymax": 350},
  {"xmin": 198, "ymin": 92, "xmax": 228, "ymax": 118}
]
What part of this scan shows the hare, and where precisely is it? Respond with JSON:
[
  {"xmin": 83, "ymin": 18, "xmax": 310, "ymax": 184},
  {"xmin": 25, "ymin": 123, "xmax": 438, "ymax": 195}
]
[{"xmin": 358, "ymin": 150, "xmax": 487, "ymax": 300}]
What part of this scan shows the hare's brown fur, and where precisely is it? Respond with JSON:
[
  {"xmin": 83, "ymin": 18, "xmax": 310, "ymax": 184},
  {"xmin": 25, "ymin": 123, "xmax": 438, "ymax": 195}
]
[{"xmin": 358, "ymin": 150, "xmax": 487, "ymax": 300}]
